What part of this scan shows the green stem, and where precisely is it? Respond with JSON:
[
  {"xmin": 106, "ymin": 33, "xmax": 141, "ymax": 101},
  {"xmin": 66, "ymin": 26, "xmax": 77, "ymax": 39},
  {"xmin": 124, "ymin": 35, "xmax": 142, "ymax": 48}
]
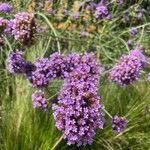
[
  {"xmin": 37, "ymin": 12, "xmax": 61, "ymax": 54},
  {"xmin": 101, "ymin": 106, "xmax": 112, "ymax": 119},
  {"xmin": 2, "ymin": 35, "xmax": 13, "ymax": 51},
  {"xmin": 51, "ymin": 135, "xmax": 64, "ymax": 150}
]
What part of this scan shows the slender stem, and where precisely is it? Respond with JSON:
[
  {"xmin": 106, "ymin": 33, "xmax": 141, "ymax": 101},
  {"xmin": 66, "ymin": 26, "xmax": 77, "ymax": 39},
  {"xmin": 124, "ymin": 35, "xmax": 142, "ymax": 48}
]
[
  {"xmin": 101, "ymin": 106, "xmax": 112, "ymax": 119},
  {"xmin": 51, "ymin": 135, "xmax": 64, "ymax": 150},
  {"xmin": 102, "ymin": 68, "xmax": 112, "ymax": 75},
  {"xmin": 37, "ymin": 12, "xmax": 61, "ymax": 54},
  {"xmin": 47, "ymin": 92, "xmax": 58, "ymax": 101},
  {"xmin": 2, "ymin": 35, "xmax": 13, "ymax": 51}
]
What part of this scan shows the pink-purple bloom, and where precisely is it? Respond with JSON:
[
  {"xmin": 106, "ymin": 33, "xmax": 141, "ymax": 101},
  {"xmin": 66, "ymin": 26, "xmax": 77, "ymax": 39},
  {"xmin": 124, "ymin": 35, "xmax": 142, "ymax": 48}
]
[
  {"xmin": 27, "ymin": 53, "xmax": 67, "ymax": 87},
  {"xmin": 11, "ymin": 12, "xmax": 36, "ymax": 44},
  {"xmin": 0, "ymin": 3, "xmax": 12, "ymax": 13},
  {"xmin": 27, "ymin": 58, "xmax": 52, "ymax": 87},
  {"xmin": 6, "ymin": 51, "xmax": 27, "ymax": 74},
  {"xmin": 52, "ymin": 53, "xmax": 104, "ymax": 146},
  {"xmin": 95, "ymin": 2, "xmax": 110, "ymax": 19},
  {"xmin": 72, "ymin": 12, "xmax": 80, "ymax": 20},
  {"xmin": 81, "ymin": 31, "xmax": 88, "ymax": 37},
  {"xmin": 109, "ymin": 49, "xmax": 146, "ymax": 86},
  {"xmin": 32, "ymin": 90, "xmax": 48, "ymax": 111},
  {"xmin": 116, "ymin": 0, "xmax": 123, "ymax": 6},
  {"xmin": 147, "ymin": 73, "xmax": 150, "ymax": 82},
  {"xmin": 130, "ymin": 27, "xmax": 138, "ymax": 36},
  {"xmin": 4, "ymin": 19, "xmax": 14, "ymax": 34},
  {"xmin": 112, "ymin": 115, "xmax": 128, "ymax": 133}
]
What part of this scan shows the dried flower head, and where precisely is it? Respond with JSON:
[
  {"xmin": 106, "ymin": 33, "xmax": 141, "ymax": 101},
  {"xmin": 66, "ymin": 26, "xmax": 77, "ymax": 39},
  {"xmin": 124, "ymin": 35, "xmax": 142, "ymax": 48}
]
[{"xmin": 11, "ymin": 12, "xmax": 36, "ymax": 45}]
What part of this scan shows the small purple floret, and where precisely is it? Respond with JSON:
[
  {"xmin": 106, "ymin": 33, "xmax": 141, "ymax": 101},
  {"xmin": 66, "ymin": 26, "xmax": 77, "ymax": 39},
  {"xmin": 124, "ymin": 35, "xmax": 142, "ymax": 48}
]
[
  {"xmin": 52, "ymin": 53, "xmax": 104, "ymax": 146},
  {"xmin": 32, "ymin": 90, "xmax": 48, "ymax": 111},
  {"xmin": 6, "ymin": 51, "xmax": 27, "ymax": 74},
  {"xmin": 112, "ymin": 115, "xmax": 128, "ymax": 133},
  {"xmin": 130, "ymin": 27, "xmax": 138, "ymax": 36},
  {"xmin": 109, "ymin": 49, "xmax": 146, "ymax": 86},
  {"xmin": 0, "ymin": 3, "xmax": 12, "ymax": 13},
  {"xmin": 95, "ymin": 1, "xmax": 110, "ymax": 20}
]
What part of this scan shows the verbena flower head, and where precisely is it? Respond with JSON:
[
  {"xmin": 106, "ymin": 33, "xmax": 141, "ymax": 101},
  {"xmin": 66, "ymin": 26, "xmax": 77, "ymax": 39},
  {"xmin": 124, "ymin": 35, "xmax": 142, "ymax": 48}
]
[
  {"xmin": 127, "ymin": 40, "xmax": 133, "ymax": 49},
  {"xmin": 62, "ymin": 8, "xmax": 68, "ymax": 16},
  {"xmin": 130, "ymin": 47, "xmax": 146, "ymax": 67},
  {"xmin": 27, "ymin": 58, "xmax": 52, "ymax": 87},
  {"xmin": 72, "ymin": 12, "xmax": 80, "ymax": 20},
  {"xmin": 130, "ymin": 27, "xmax": 138, "ymax": 36},
  {"xmin": 49, "ymin": 52, "xmax": 66, "ymax": 79},
  {"xmin": 116, "ymin": 0, "xmax": 123, "ymax": 6},
  {"xmin": 81, "ymin": 31, "xmax": 87, "ymax": 37},
  {"xmin": 52, "ymin": 53, "xmax": 104, "ymax": 146},
  {"xmin": 112, "ymin": 115, "xmax": 128, "ymax": 133},
  {"xmin": 6, "ymin": 51, "xmax": 27, "ymax": 74},
  {"xmin": 109, "ymin": 53, "xmax": 143, "ymax": 86},
  {"xmin": 86, "ymin": 2, "xmax": 97, "ymax": 11},
  {"xmin": 95, "ymin": 2, "xmax": 110, "ymax": 19},
  {"xmin": 32, "ymin": 90, "xmax": 48, "ymax": 111},
  {"xmin": 136, "ymin": 9, "xmax": 145, "ymax": 19},
  {"xmin": 0, "ymin": 3, "xmax": 12, "ymax": 13},
  {"xmin": 27, "ymin": 52, "xmax": 71, "ymax": 87},
  {"xmin": 4, "ymin": 19, "xmax": 14, "ymax": 34},
  {"xmin": 0, "ymin": 17, "xmax": 8, "ymax": 33},
  {"xmin": 11, "ymin": 12, "xmax": 36, "ymax": 45},
  {"xmin": 147, "ymin": 73, "xmax": 150, "ymax": 82},
  {"xmin": 48, "ymin": 8, "xmax": 56, "ymax": 16}
]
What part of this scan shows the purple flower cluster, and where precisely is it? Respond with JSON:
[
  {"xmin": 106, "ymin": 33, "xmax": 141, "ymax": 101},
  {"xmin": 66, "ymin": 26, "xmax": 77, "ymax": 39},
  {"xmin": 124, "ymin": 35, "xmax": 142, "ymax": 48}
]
[
  {"xmin": 130, "ymin": 27, "xmax": 138, "ymax": 36},
  {"xmin": 136, "ymin": 9, "xmax": 145, "ymax": 19},
  {"xmin": 95, "ymin": 1, "xmax": 111, "ymax": 20},
  {"xmin": 116, "ymin": 0, "xmax": 123, "ymax": 6},
  {"xmin": 6, "ymin": 50, "xmax": 35, "ymax": 74},
  {"xmin": 27, "ymin": 52, "xmax": 81, "ymax": 87},
  {"xmin": 81, "ymin": 31, "xmax": 87, "ymax": 37},
  {"xmin": 52, "ymin": 53, "xmax": 104, "ymax": 146},
  {"xmin": 72, "ymin": 12, "xmax": 80, "ymax": 20},
  {"xmin": 147, "ymin": 73, "xmax": 150, "ymax": 82},
  {"xmin": 130, "ymin": 47, "xmax": 147, "ymax": 67},
  {"xmin": 6, "ymin": 50, "xmax": 130, "ymax": 144},
  {"xmin": 0, "ymin": 3, "xmax": 12, "ymax": 13},
  {"xmin": 32, "ymin": 90, "xmax": 48, "ymax": 111},
  {"xmin": 4, "ymin": 19, "xmax": 14, "ymax": 34},
  {"xmin": 27, "ymin": 58, "xmax": 52, "ymax": 87},
  {"xmin": 85, "ymin": 2, "xmax": 97, "ymax": 11},
  {"xmin": 11, "ymin": 12, "xmax": 36, "ymax": 44},
  {"xmin": 6, "ymin": 51, "xmax": 27, "ymax": 74},
  {"xmin": 109, "ymin": 49, "xmax": 146, "ymax": 86},
  {"xmin": 27, "ymin": 53, "xmax": 65, "ymax": 87},
  {"xmin": 112, "ymin": 115, "xmax": 128, "ymax": 133}
]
